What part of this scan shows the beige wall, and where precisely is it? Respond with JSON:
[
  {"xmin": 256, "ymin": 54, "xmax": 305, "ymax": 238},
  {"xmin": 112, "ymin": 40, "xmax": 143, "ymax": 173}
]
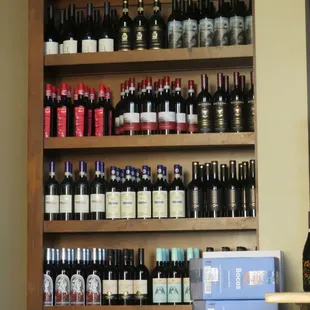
[{"xmin": 0, "ymin": 0, "xmax": 28, "ymax": 309}]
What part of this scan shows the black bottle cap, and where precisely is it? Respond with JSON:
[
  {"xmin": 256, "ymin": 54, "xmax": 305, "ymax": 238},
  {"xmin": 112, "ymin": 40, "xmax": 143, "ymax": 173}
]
[
  {"xmin": 206, "ymin": 247, "xmax": 214, "ymax": 252},
  {"xmin": 222, "ymin": 246, "xmax": 231, "ymax": 252}
]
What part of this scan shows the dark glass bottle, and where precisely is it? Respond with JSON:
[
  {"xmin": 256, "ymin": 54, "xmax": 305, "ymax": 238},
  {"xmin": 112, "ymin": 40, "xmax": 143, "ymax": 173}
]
[
  {"xmin": 43, "ymin": 248, "xmax": 55, "ymax": 306},
  {"xmin": 152, "ymin": 248, "xmax": 168, "ymax": 305},
  {"xmin": 183, "ymin": 248, "xmax": 193, "ymax": 304},
  {"xmin": 168, "ymin": 0, "xmax": 183, "ymax": 48},
  {"xmin": 44, "ymin": 161, "xmax": 59, "ymax": 221},
  {"xmin": 106, "ymin": 166, "xmax": 121, "ymax": 219},
  {"xmin": 206, "ymin": 247, "xmax": 214, "ymax": 252},
  {"xmin": 58, "ymin": 9, "xmax": 66, "ymax": 54},
  {"xmin": 105, "ymin": 86, "xmax": 115, "ymax": 136},
  {"xmin": 197, "ymin": 74, "xmax": 213, "ymax": 133},
  {"xmin": 115, "ymin": 83, "xmax": 125, "ymax": 135},
  {"xmin": 74, "ymin": 161, "xmax": 89, "ymax": 220},
  {"xmin": 136, "ymin": 169, "xmax": 142, "ymax": 184},
  {"xmin": 73, "ymin": 83, "xmax": 89, "ymax": 137},
  {"xmin": 186, "ymin": 80, "xmax": 198, "ymax": 134},
  {"xmin": 224, "ymin": 75, "xmax": 230, "ymax": 94},
  {"xmin": 245, "ymin": 0, "xmax": 252, "ymax": 44},
  {"xmin": 93, "ymin": 84, "xmax": 106, "ymax": 136},
  {"xmin": 247, "ymin": 71, "xmax": 255, "ymax": 132},
  {"xmin": 90, "ymin": 161, "xmax": 106, "ymax": 220},
  {"xmin": 134, "ymin": 248, "xmax": 150, "ymax": 305},
  {"xmin": 303, "ymin": 212, "xmax": 310, "ymax": 291},
  {"xmin": 220, "ymin": 164, "xmax": 228, "ymax": 217},
  {"xmin": 225, "ymin": 160, "xmax": 240, "ymax": 217},
  {"xmin": 213, "ymin": 73, "xmax": 229, "ymax": 133},
  {"xmin": 76, "ymin": 11, "xmax": 84, "ymax": 52},
  {"xmin": 199, "ymin": 0, "xmax": 214, "ymax": 47},
  {"xmin": 99, "ymin": 2, "xmax": 115, "ymax": 52},
  {"xmin": 45, "ymin": 5, "xmax": 59, "ymax": 55},
  {"xmin": 169, "ymin": 164, "xmax": 186, "ymax": 218},
  {"xmin": 203, "ymin": 163, "xmax": 211, "ymax": 217},
  {"xmin": 222, "ymin": 246, "xmax": 231, "ymax": 252},
  {"xmin": 137, "ymin": 165, "xmax": 152, "ymax": 219},
  {"xmin": 149, "ymin": 0, "xmax": 165, "ymax": 49},
  {"xmin": 59, "ymin": 161, "xmax": 74, "ymax": 220},
  {"xmin": 93, "ymin": 9, "xmax": 101, "ymax": 40},
  {"xmin": 81, "ymin": 3, "xmax": 97, "ymax": 53},
  {"xmin": 88, "ymin": 87, "xmax": 95, "ymax": 136},
  {"xmin": 237, "ymin": 246, "xmax": 247, "ymax": 251},
  {"xmin": 213, "ymin": 0, "xmax": 229, "ymax": 46},
  {"xmin": 239, "ymin": 162, "xmax": 246, "ymax": 217},
  {"xmin": 174, "ymin": 78, "xmax": 187, "ymax": 134},
  {"xmin": 246, "ymin": 159, "xmax": 256, "ymax": 217},
  {"xmin": 121, "ymin": 166, "xmax": 137, "ymax": 219},
  {"xmin": 207, "ymin": 161, "xmax": 223, "ymax": 217},
  {"xmin": 117, "ymin": 0, "xmax": 133, "ymax": 50},
  {"xmin": 187, "ymin": 161, "xmax": 204, "ymax": 218},
  {"xmin": 56, "ymin": 82, "xmax": 72, "ymax": 137},
  {"xmin": 229, "ymin": 0, "xmax": 245, "ymax": 45},
  {"xmin": 240, "ymin": 75, "xmax": 246, "ymax": 94},
  {"xmin": 70, "ymin": 248, "xmax": 87, "ymax": 305},
  {"xmin": 62, "ymin": 4, "xmax": 78, "ymax": 53},
  {"xmin": 183, "ymin": 0, "xmax": 198, "ymax": 47},
  {"xmin": 133, "ymin": 0, "xmax": 149, "ymax": 50},
  {"xmin": 44, "ymin": 83, "xmax": 57, "ymax": 137},
  {"xmin": 158, "ymin": 76, "xmax": 176, "ymax": 134},
  {"xmin": 152, "ymin": 165, "xmax": 169, "ymax": 218}
]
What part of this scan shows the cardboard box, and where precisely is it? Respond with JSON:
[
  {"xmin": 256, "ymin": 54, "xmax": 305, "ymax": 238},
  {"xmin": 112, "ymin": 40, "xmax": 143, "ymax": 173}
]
[{"xmin": 193, "ymin": 300, "xmax": 278, "ymax": 310}]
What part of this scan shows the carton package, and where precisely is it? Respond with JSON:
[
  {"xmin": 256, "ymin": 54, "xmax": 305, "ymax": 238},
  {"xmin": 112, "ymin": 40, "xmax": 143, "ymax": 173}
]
[{"xmin": 193, "ymin": 300, "xmax": 278, "ymax": 310}]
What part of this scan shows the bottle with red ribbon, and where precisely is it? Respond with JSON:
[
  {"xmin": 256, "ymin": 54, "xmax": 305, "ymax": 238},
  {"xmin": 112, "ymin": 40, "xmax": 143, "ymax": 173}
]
[
  {"xmin": 186, "ymin": 79, "xmax": 199, "ymax": 134},
  {"xmin": 73, "ymin": 83, "xmax": 89, "ymax": 137},
  {"xmin": 174, "ymin": 78, "xmax": 187, "ymax": 134},
  {"xmin": 56, "ymin": 82, "xmax": 72, "ymax": 137},
  {"xmin": 44, "ymin": 84, "xmax": 57, "ymax": 138}
]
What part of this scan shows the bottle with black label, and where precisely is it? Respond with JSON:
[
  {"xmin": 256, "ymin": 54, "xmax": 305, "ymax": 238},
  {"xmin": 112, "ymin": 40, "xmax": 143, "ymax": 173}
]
[
  {"xmin": 153, "ymin": 165, "xmax": 169, "ymax": 218},
  {"xmin": 168, "ymin": 0, "xmax": 183, "ymax": 48},
  {"xmin": 59, "ymin": 161, "xmax": 74, "ymax": 220},
  {"xmin": 74, "ymin": 161, "xmax": 89, "ymax": 220},
  {"xmin": 182, "ymin": 0, "xmax": 198, "ymax": 47},
  {"xmin": 43, "ymin": 248, "xmax": 55, "ymax": 306},
  {"xmin": 225, "ymin": 160, "xmax": 240, "ymax": 217},
  {"xmin": 245, "ymin": 0, "xmax": 252, "ymax": 44},
  {"xmin": 229, "ymin": 0, "xmax": 245, "ymax": 45},
  {"xmin": 186, "ymin": 80, "xmax": 198, "ymax": 133},
  {"xmin": 197, "ymin": 74, "xmax": 213, "ymax": 133},
  {"xmin": 99, "ymin": 2, "xmax": 115, "ymax": 52},
  {"xmin": 247, "ymin": 71, "xmax": 255, "ymax": 132},
  {"xmin": 174, "ymin": 78, "xmax": 187, "ymax": 134},
  {"xmin": 213, "ymin": 0, "xmax": 229, "ymax": 46},
  {"xmin": 213, "ymin": 73, "xmax": 229, "ymax": 133},
  {"xmin": 45, "ymin": 161, "xmax": 59, "ymax": 221},
  {"xmin": 121, "ymin": 166, "xmax": 137, "ymax": 219},
  {"xmin": 81, "ymin": 3, "xmax": 97, "ymax": 53},
  {"xmin": 133, "ymin": 0, "xmax": 149, "ymax": 50},
  {"xmin": 149, "ymin": 0, "xmax": 165, "ymax": 49},
  {"xmin": 246, "ymin": 159, "xmax": 256, "ymax": 217},
  {"xmin": 62, "ymin": 4, "xmax": 78, "ymax": 54},
  {"xmin": 207, "ymin": 161, "xmax": 223, "ymax": 217},
  {"xmin": 183, "ymin": 248, "xmax": 193, "ymax": 304},
  {"xmin": 137, "ymin": 165, "xmax": 152, "ymax": 219},
  {"xmin": 199, "ymin": 0, "xmax": 213, "ymax": 47},
  {"xmin": 230, "ymin": 72, "xmax": 245, "ymax": 132},
  {"xmin": 45, "ymin": 5, "xmax": 59, "ymax": 55},
  {"xmin": 117, "ymin": 0, "xmax": 133, "ymax": 50},
  {"xmin": 187, "ymin": 162, "xmax": 203, "ymax": 218}
]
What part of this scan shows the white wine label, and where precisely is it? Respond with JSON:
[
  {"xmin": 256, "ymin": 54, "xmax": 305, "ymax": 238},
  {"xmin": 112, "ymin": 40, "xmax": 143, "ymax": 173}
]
[
  {"xmin": 229, "ymin": 16, "xmax": 245, "ymax": 45},
  {"xmin": 74, "ymin": 195, "xmax": 89, "ymax": 213},
  {"xmin": 59, "ymin": 44, "xmax": 64, "ymax": 54},
  {"xmin": 60, "ymin": 195, "xmax": 73, "ymax": 213},
  {"xmin": 214, "ymin": 17, "xmax": 229, "ymax": 46},
  {"xmin": 86, "ymin": 274, "xmax": 102, "ymax": 305},
  {"xmin": 99, "ymin": 38, "xmax": 114, "ymax": 52},
  {"xmin": 45, "ymin": 41, "xmax": 59, "ymax": 55},
  {"xmin": 119, "ymin": 279, "xmax": 134, "ymax": 295},
  {"xmin": 199, "ymin": 18, "xmax": 214, "ymax": 47},
  {"xmin": 55, "ymin": 274, "xmax": 70, "ymax": 305},
  {"xmin": 43, "ymin": 274, "xmax": 54, "ymax": 306},
  {"xmin": 106, "ymin": 192, "xmax": 121, "ymax": 219},
  {"xmin": 137, "ymin": 191, "xmax": 152, "ymax": 218},
  {"xmin": 134, "ymin": 279, "xmax": 148, "ymax": 295},
  {"xmin": 183, "ymin": 277, "xmax": 191, "ymax": 303},
  {"xmin": 245, "ymin": 16, "xmax": 253, "ymax": 44},
  {"xmin": 121, "ymin": 191, "xmax": 136, "ymax": 219},
  {"xmin": 82, "ymin": 39, "xmax": 97, "ymax": 53},
  {"xmin": 102, "ymin": 279, "xmax": 118, "ymax": 295},
  {"xmin": 124, "ymin": 112, "xmax": 140, "ymax": 123},
  {"xmin": 152, "ymin": 190, "xmax": 168, "ymax": 218},
  {"xmin": 168, "ymin": 21, "xmax": 183, "ymax": 48},
  {"xmin": 182, "ymin": 19, "xmax": 198, "ymax": 48},
  {"xmin": 176, "ymin": 112, "xmax": 187, "ymax": 132},
  {"xmin": 63, "ymin": 40, "xmax": 78, "ymax": 54},
  {"xmin": 70, "ymin": 274, "xmax": 85, "ymax": 305},
  {"xmin": 152, "ymin": 278, "xmax": 167, "ymax": 303},
  {"xmin": 169, "ymin": 190, "xmax": 185, "ymax": 218},
  {"xmin": 168, "ymin": 278, "xmax": 182, "ymax": 303},
  {"xmin": 90, "ymin": 194, "xmax": 105, "ymax": 212},
  {"xmin": 45, "ymin": 195, "xmax": 59, "ymax": 213}
]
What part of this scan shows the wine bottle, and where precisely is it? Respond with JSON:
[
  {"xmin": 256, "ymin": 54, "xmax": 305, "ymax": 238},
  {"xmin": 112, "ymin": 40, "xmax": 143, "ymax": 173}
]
[
  {"xmin": 59, "ymin": 161, "xmax": 74, "ymax": 221},
  {"xmin": 43, "ymin": 248, "xmax": 55, "ymax": 306},
  {"xmin": 137, "ymin": 165, "xmax": 152, "ymax": 219},
  {"xmin": 121, "ymin": 166, "xmax": 137, "ymax": 219},
  {"xmin": 82, "ymin": 3, "xmax": 97, "ymax": 53},
  {"xmin": 213, "ymin": 73, "xmax": 229, "ymax": 133},
  {"xmin": 169, "ymin": 164, "xmax": 186, "ymax": 218},
  {"xmin": 74, "ymin": 161, "xmax": 89, "ymax": 220},
  {"xmin": 45, "ymin": 5, "xmax": 59, "ymax": 55},
  {"xmin": 224, "ymin": 75, "xmax": 230, "ymax": 94},
  {"xmin": 56, "ymin": 82, "xmax": 72, "ymax": 137},
  {"xmin": 186, "ymin": 80, "xmax": 199, "ymax": 133},
  {"xmin": 73, "ymin": 83, "xmax": 89, "ymax": 137},
  {"xmin": 99, "ymin": 2, "xmax": 115, "ymax": 52},
  {"xmin": 44, "ymin": 84, "xmax": 57, "ymax": 137},
  {"xmin": 220, "ymin": 163, "xmax": 228, "ymax": 214},
  {"xmin": 303, "ymin": 212, "xmax": 310, "ymax": 291},
  {"xmin": 199, "ymin": 0, "xmax": 214, "ymax": 47},
  {"xmin": 246, "ymin": 159, "xmax": 256, "ymax": 217},
  {"xmin": 106, "ymin": 166, "xmax": 121, "ymax": 219},
  {"xmin": 229, "ymin": 0, "xmax": 245, "ymax": 45},
  {"xmin": 117, "ymin": 0, "xmax": 133, "ymax": 50},
  {"xmin": 105, "ymin": 86, "xmax": 114, "ymax": 136},
  {"xmin": 183, "ymin": 0, "xmax": 198, "ymax": 48},
  {"xmin": 168, "ymin": 0, "xmax": 183, "ymax": 48},
  {"xmin": 152, "ymin": 248, "xmax": 168, "ymax": 305},
  {"xmin": 174, "ymin": 78, "xmax": 187, "ymax": 134},
  {"xmin": 76, "ymin": 11, "xmax": 84, "ymax": 52},
  {"xmin": 134, "ymin": 248, "xmax": 150, "ymax": 305},
  {"xmin": 240, "ymin": 75, "xmax": 246, "ymax": 94},
  {"xmin": 225, "ymin": 160, "xmax": 240, "ymax": 217},
  {"xmin": 62, "ymin": 4, "xmax": 78, "ymax": 54},
  {"xmin": 87, "ymin": 88, "xmax": 95, "ymax": 136},
  {"xmin": 152, "ymin": 165, "xmax": 169, "ymax": 218},
  {"xmin": 58, "ymin": 9, "xmax": 66, "ymax": 54},
  {"xmin": 247, "ymin": 71, "xmax": 255, "ymax": 132},
  {"xmin": 93, "ymin": 9, "xmax": 101, "ymax": 40},
  {"xmin": 133, "ymin": 0, "xmax": 149, "ymax": 50},
  {"xmin": 203, "ymin": 163, "xmax": 211, "ymax": 217},
  {"xmin": 70, "ymin": 248, "xmax": 87, "ymax": 305},
  {"xmin": 214, "ymin": 0, "xmax": 229, "ymax": 46},
  {"xmin": 187, "ymin": 161, "xmax": 203, "ymax": 218},
  {"xmin": 93, "ymin": 84, "xmax": 106, "ymax": 136},
  {"xmin": 115, "ymin": 83, "xmax": 125, "ymax": 135},
  {"xmin": 149, "ymin": 0, "xmax": 165, "ymax": 49},
  {"xmin": 245, "ymin": 0, "xmax": 252, "ymax": 44},
  {"xmin": 240, "ymin": 161, "xmax": 248, "ymax": 217},
  {"xmin": 44, "ymin": 161, "xmax": 59, "ymax": 221},
  {"xmin": 183, "ymin": 248, "xmax": 193, "ymax": 304}
]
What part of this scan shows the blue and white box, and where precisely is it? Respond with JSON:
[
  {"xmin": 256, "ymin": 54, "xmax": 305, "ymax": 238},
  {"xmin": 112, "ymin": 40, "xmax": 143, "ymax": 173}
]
[
  {"xmin": 193, "ymin": 300, "xmax": 278, "ymax": 310},
  {"xmin": 190, "ymin": 257, "xmax": 280, "ymax": 300}
]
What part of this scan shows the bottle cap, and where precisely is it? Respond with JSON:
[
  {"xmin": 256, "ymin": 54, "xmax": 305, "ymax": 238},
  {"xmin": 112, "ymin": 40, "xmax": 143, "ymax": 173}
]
[
  {"xmin": 163, "ymin": 76, "xmax": 170, "ymax": 85},
  {"xmin": 187, "ymin": 248, "xmax": 194, "ymax": 260},
  {"xmin": 110, "ymin": 166, "xmax": 116, "ymax": 175},
  {"xmin": 157, "ymin": 165, "xmax": 163, "ymax": 173}
]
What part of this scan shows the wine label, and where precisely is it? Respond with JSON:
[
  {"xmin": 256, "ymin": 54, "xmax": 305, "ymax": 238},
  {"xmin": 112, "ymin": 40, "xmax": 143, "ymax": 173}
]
[
  {"xmin": 167, "ymin": 278, "xmax": 182, "ymax": 303},
  {"xmin": 55, "ymin": 273, "xmax": 70, "ymax": 305},
  {"xmin": 152, "ymin": 278, "xmax": 167, "ymax": 303},
  {"xmin": 198, "ymin": 102, "xmax": 212, "ymax": 133},
  {"xmin": 82, "ymin": 39, "xmax": 97, "ymax": 53},
  {"xmin": 187, "ymin": 114, "xmax": 198, "ymax": 133},
  {"xmin": 74, "ymin": 106, "xmax": 86, "ymax": 137},
  {"xmin": 190, "ymin": 189, "xmax": 201, "ymax": 211},
  {"xmin": 74, "ymin": 195, "xmax": 89, "ymax": 213},
  {"xmin": 86, "ymin": 274, "xmax": 102, "ymax": 305},
  {"xmin": 134, "ymin": 25, "xmax": 147, "ymax": 50},
  {"xmin": 213, "ymin": 101, "xmax": 228, "ymax": 133},
  {"xmin": 176, "ymin": 112, "xmax": 187, "ymax": 132},
  {"xmin": 241, "ymin": 188, "xmax": 247, "ymax": 211},
  {"xmin": 246, "ymin": 188, "xmax": 256, "ymax": 211},
  {"xmin": 91, "ymin": 194, "xmax": 105, "ymax": 212},
  {"xmin": 102, "ymin": 279, "xmax": 118, "ymax": 298},
  {"xmin": 115, "ymin": 117, "xmax": 120, "ymax": 135},
  {"xmin": 230, "ymin": 16, "xmax": 245, "ymax": 45},
  {"xmin": 88, "ymin": 109, "xmax": 92, "ymax": 136},
  {"xmin": 45, "ymin": 41, "xmax": 59, "ymax": 55},
  {"xmin": 43, "ymin": 273, "xmax": 54, "ymax": 306},
  {"xmin": 183, "ymin": 277, "xmax": 191, "ymax": 303},
  {"xmin": 63, "ymin": 39, "xmax": 78, "ymax": 54},
  {"xmin": 152, "ymin": 190, "xmax": 168, "ymax": 218},
  {"xmin": 248, "ymin": 99, "xmax": 255, "ymax": 131},
  {"xmin": 230, "ymin": 100, "xmax": 245, "ymax": 132},
  {"xmin": 106, "ymin": 192, "xmax": 121, "ymax": 219},
  {"xmin": 182, "ymin": 19, "xmax": 198, "ymax": 48},
  {"xmin": 140, "ymin": 112, "xmax": 157, "ymax": 131},
  {"xmin": 60, "ymin": 195, "xmax": 73, "ymax": 213},
  {"xmin": 214, "ymin": 17, "xmax": 229, "ymax": 46},
  {"xmin": 70, "ymin": 274, "xmax": 85, "ymax": 305},
  {"xmin": 303, "ymin": 260, "xmax": 310, "ymax": 286},
  {"xmin": 123, "ymin": 112, "xmax": 140, "ymax": 131},
  {"xmin": 158, "ymin": 111, "xmax": 176, "ymax": 130},
  {"xmin": 168, "ymin": 21, "xmax": 183, "ymax": 48},
  {"xmin": 118, "ymin": 27, "xmax": 132, "ymax": 51},
  {"xmin": 44, "ymin": 107, "xmax": 51, "ymax": 138},
  {"xmin": 94, "ymin": 108, "xmax": 104, "ymax": 136},
  {"xmin": 169, "ymin": 190, "xmax": 185, "ymax": 218},
  {"xmin": 57, "ymin": 107, "xmax": 67, "ymax": 137},
  {"xmin": 207, "ymin": 188, "xmax": 222, "ymax": 212},
  {"xmin": 59, "ymin": 44, "xmax": 64, "ymax": 54},
  {"xmin": 121, "ymin": 191, "xmax": 136, "ymax": 219},
  {"xmin": 119, "ymin": 279, "xmax": 134, "ymax": 299},
  {"xmin": 137, "ymin": 191, "xmax": 152, "ymax": 218},
  {"xmin": 134, "ymin": 279, "xmax": 148, "ymax": 299},
  {"xmin": 45, "ymin": 195, "xmax": 59, "ymax": 214},
  {"xmin": 149, "ymin": 24, "xmax": 164, "ymax": 49},
  {"xmin": 199, "ymin": 18, "xmax": 214, "ymax": 47},
  {"xmin": 245, "ymin": 16, "xmax": 253, "ymax": 44},
  {"xmin": 226, "ymin": 188, "xmax": 240, "ymax": 211},
  {"xmin": 99, "ymin": 38, "xmax": 114, "ymax": 52}
]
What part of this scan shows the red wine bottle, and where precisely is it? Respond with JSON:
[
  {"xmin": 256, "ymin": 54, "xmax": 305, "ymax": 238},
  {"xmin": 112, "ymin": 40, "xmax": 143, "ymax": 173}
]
[
  {"xmin": 247, "ymin": 71, "xmax": 255, "ymax": 132},
  {"xmin": 45, "ymin": 5, "xmax": 59, "ymax": 55},
  {"xmin": 114, "ymin": 83, "xmax": 125, "ymax": 135},
  {"xmin": 55, "ymin": 248, "xmax": 70, "ymax": 306},
  {"xmin": 82, "ymin": 3, "xmax": 97, "ymax": 53},
  {"xmin": 73, "ymin": 83, "xmax": 89, "ymax": 137},
  {"xmin": 105, "ymin": 87, "xmax": 114, "ymax": 135},
  {"xmin": 56, "ymin": 83, "xmax": 72, "ymax": 137},
  {"xmin": 175, "ymin": 78, "xmax": 187, "ymax": 134},
  {"xmin": 44, "ymin": 84, "xmax": 57, "ymax": 137},
  {"xmin": 186, "ymin": 80, "xmax": 199, "ymax": 133}
]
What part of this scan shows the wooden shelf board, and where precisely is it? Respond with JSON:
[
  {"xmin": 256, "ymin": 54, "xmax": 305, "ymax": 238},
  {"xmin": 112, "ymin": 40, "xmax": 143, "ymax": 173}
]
[
  {"xmin": 44, "ymin": 45, "xmax": 253, "ymax": 75},
  {"xmin": 265, "ymin": 293, "xmax": 310, "ymax": 304},
  {"xmin": 44, "ymin": 306, "xmax": 191, "ymax": 310},
  {"xmin": 44, "ymin": 132, "xmax": 255, "ymax": 151},
  {"xmin": 44, "ymin": 217, "xmax": 257, "ymax": 233}
]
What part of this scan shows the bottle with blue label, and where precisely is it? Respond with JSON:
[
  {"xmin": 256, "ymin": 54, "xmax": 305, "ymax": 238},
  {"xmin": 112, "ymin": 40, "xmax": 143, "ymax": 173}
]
[
  {"xmin": 121, "ymin": 166, "xmax": 137, "ymax": 219},
  {"xmin": 153, "ymin": 165, "xmax": 169, "ymax": 218},
  {"xmin": 183, "ymin": 248, "xmax": 193, "ymax": 304},
  {"xmin": 168, "ymin": 0, "xmax": 183, "ymax": 48}
]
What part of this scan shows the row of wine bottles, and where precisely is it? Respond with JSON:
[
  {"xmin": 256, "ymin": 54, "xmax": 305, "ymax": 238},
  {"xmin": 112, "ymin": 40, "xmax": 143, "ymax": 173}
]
[
  {"xmin": 44, "ymin": 159, "xmax": 256, "ymax": 221},
  {"xmin": 44, "ymin": 0, "xmax": 253, "ymax": 55},
  {"xmin": 44, "ymin": 71, "xmax": 255, "ymax": 137}
]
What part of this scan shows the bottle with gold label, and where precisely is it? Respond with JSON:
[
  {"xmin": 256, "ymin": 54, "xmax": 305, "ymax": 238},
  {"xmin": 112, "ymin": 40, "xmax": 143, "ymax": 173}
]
[
  {"xmin": 133, "ymin": 0, "xmax": 149, "ymax": 50},
  {"xmin": 117, "ymin": 0, "xmax": 133, "ymax": 50}
]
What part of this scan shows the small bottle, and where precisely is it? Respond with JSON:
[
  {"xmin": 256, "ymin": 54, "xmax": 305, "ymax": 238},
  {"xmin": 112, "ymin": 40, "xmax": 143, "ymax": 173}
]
[
  {"xmin": 222, "ymin": 246, "xmax": 231, "ymax": 252},
  {"xmin": 43, "ymin": 248, "xmax": 55, "ymax": 306},
  {"xmin": 236, "ymin": 246, "xmax": 247, "ymax": 251}
]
